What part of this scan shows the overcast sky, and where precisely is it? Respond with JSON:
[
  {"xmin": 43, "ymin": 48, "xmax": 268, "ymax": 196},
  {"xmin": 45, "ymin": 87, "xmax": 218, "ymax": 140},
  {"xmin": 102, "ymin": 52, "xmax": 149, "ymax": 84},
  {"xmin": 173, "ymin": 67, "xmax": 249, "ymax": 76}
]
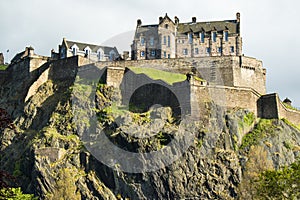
[{"xmin": 0, "ymin": 0, "xmax": 299, "ymax": 106}]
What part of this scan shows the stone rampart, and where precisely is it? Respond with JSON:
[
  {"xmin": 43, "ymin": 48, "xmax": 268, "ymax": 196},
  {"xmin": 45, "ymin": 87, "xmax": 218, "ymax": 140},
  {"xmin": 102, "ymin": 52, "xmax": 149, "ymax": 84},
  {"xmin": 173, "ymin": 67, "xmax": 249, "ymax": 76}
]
[
  {"xmin": 94, "ymin": 55, "xmax": 265, "ymax": 95},
  {"xmin": 258, "ymin": 93, "xmax": 300, "ymax": 125}
]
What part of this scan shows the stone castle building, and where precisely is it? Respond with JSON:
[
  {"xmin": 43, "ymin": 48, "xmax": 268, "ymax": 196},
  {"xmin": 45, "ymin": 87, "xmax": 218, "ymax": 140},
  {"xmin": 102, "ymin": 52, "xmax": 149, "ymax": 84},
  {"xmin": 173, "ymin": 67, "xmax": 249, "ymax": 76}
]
[
  {"xmin": 131, "ymin": 13, "xmax": 242, "ymax": 60},
  {"xmin": 53, "ymin": 38, "xmax": 120, "ymax": 62}
]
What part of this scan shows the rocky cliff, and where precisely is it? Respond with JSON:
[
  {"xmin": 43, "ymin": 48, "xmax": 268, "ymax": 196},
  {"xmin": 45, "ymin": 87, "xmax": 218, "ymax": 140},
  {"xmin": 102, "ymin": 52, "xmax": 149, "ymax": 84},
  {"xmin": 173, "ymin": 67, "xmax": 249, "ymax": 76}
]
[{"xmin": 0, "ymin": 63, "xmax": 300, "ymax": 199}]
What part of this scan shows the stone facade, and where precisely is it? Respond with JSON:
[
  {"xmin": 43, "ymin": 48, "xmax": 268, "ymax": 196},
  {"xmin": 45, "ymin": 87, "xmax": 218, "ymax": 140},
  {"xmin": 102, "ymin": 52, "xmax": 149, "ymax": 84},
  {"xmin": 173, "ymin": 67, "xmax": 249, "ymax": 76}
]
[{"xmin": 131, "ymin": 13, "xmax": 242, "ymax": 60}]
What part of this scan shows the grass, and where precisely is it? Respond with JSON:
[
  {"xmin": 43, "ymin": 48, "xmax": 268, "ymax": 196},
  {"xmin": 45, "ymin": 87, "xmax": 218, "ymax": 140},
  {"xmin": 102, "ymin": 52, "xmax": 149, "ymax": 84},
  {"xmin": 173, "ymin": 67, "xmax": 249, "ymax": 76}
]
[
  {"xmin": 283, "ymin": 102, "xmax": 299, "ymax": 111},
  {"xmin": 0, "ymin": 64, "xmax": 8, "ymax": 70},
  {"xmin": 240, "ymin": 119, "xmax": 276, "ymax": 150},
  {"xmin": 128, "ymin": 67, "xmax": 186, "ymax": 85}
]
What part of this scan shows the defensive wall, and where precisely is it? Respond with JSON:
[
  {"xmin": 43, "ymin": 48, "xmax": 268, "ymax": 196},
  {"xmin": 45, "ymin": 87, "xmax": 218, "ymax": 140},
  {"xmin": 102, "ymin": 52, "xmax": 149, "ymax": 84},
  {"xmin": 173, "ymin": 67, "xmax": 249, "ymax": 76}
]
[
  {"xmin": 95, "ymin": 55, "xmax": 266, "ymax": 95},
  {"xmin": 258, "ymin": 93, "xmax": 300, "ymax": 125},
  {"xmin": 1, "ymin": 53, "xmax": 299, "ymax": 126}
]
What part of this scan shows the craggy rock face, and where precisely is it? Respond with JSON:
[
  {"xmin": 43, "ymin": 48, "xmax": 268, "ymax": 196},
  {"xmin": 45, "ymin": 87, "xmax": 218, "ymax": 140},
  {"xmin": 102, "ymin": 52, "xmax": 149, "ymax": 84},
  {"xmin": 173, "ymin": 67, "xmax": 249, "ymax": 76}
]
[{"xmin": 1, "ymin": 61, "xmax": 300, "ymax": 199}]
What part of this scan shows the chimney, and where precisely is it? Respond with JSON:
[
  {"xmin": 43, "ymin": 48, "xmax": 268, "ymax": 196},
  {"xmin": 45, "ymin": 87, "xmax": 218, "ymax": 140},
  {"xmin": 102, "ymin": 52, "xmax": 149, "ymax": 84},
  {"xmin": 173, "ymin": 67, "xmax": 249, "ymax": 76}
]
[
  {"xmin": 137, "ymin": 19, "xmax": 142, "ymax": 27},
  {"xmin": 174, "ymin": 16, "xmax": 179, "ymax": 24},
  {"xmin": 236, "ymin": 12, "xmax": 240, "ymax": 23},
  {"xmin": 159, "ymin": 16, "xmax": 163, "ymax": 23},
  {"xmin": 192, "ymin": 17, "xmax": 196, "ymax": 23},
  {"xmin": 123, "ymin": 51, "xmax": 129, "ymax": 60}
]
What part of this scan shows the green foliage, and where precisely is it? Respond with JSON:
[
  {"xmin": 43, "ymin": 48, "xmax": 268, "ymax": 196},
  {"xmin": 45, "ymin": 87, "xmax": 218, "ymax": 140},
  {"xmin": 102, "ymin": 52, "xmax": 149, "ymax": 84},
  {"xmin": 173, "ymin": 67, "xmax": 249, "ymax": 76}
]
[
  {"xmin": 0, "ymin": 65, "xmax": 8, "ymax": 70},
  {"xmin": 0, "ymin": 187, "xmax": 37, "ymax": 200},
  {"xmin": 283, "ymin": 102, "xmax": 299, "ymax": 111},
  {"xmin": 255, "ymin": 159, "xmax": 300, "ymax": 199},
  {"xmin": 128, "ymin": 67, "xmax": 186, "ymax": 85},
  {"xmin": 240, "ymin": 119, "xmax": 276, "ymax": 150},
  {"xmin": 282, "ymin": 118, "xmax": 300, "ymax": 131}
]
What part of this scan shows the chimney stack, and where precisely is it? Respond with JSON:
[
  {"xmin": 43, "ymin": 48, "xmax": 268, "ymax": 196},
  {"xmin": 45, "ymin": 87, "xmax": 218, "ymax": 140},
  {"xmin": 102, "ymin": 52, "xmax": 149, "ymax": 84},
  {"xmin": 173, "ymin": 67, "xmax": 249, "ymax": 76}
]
[
  {"xmin": 159, "ymin": 16, "xmax": 163, "ymax": 23},
  {"xmin": 192, "ymin": 17, "xmax": 196, "ymax": 23},
  {"xmin": 174, "ymin": 16, "xmax": 179, "ymax": 24},
  {"xmin": 236, "ymin": 12, "xmax": 240, "ymax": 23},
  {"xmin": 137, "ymin": 19, "xmax": 142, "ymax": 27}
]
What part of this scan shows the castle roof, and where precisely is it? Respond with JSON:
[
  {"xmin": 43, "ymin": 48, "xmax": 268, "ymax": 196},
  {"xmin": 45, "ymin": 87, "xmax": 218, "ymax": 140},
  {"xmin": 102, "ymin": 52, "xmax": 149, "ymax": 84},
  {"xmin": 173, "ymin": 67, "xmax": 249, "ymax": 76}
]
[
  {"xmin": 177, "ymin": 20, "xmax": 239, "ymax": 34},
  {"xmin": 64, "ymin": 39, "xmax": 119, "ymax": 55},
  {"xmin": 134, "ymin": 25, "xmax": 159, "ymax": 40}
]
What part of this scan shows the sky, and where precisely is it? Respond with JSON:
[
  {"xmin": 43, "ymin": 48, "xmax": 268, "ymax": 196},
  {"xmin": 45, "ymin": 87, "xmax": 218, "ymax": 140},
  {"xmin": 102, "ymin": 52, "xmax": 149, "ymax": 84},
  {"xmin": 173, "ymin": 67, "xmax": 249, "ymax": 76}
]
[{"xmin": 0, "ymin": 0, "xmax": 299, "ymax": 106}]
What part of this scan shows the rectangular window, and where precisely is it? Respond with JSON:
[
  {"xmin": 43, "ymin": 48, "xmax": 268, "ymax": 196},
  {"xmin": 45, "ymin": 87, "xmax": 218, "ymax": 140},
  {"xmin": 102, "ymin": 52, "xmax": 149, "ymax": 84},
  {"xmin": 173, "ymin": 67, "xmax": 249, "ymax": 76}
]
[
  {"xmin": 189, "ymin": 33, "xmax": 193, "ymax": 44},
  {"xmin": 224, "ymin": 31, "xmax": 228, "ymax": 42},
  {"xmin": 167, "ymin": 36, "xmax": 170, "ymax": 47},
  {"xmin": 230, "ymin": 46, "xmax": 234, "ymax": 53},
  {"xmin": 212, "ymin": 32, "xmax": 217, "ymax": 42},
  {"xmin": 164, "ymin": 51, "xmax": 166, "ymax": 58},
  {"xmin": 141, "ymin": 37, "xmax": 145, "ymax": 46},
  {"xmin": 195, "ymin": 48, "xmax": 199, "ymax": 54},
  {"xmin": 151, "ymin": 50, "xmax": 156, "ymax": 57},
  {"xmin": 200, "ymin": 32, "xmax": 205, "ymax": 43},
  {"xmin": 206, "ymin": 47, "xmax": 211, "ymax": 54},
  {"xmin": 168, "ymin": 54, "xmax": 170, "ymax": 58},
  {"xmin": 183, "ymin": 48, "xmax": 188, "ymax": 55},
  {"xmin": 140, "ymin": 51, "xmax": 145, "ymax": 57},
  {"xmin": 150, "ymin": 37, "xmax": 154, "ymax": 46},
  {"xmin": 182, "ymin": 40, "xmax": 185, "ymax": 44},
  {"xmin": 163, "ymin": 36, "xmax": 166, "ymax": 45},
  {"xmin": 72, "ymin": 48, "xmax": 77, "ymax": 56},
  {"xmin": 217, "ymin": 47, "xmax": 222, "ymax": 53}
]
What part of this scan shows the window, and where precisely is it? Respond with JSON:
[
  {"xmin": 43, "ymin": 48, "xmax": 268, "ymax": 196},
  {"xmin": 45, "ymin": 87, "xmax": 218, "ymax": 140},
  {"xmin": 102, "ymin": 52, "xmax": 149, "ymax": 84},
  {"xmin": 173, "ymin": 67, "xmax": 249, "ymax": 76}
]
[
  {"xmin": 85, "ymin": 49, "xmax": 90, "ymax": 57},
  {"xmin": 72, "ymin": 47, "xmax": 77, "ymax": 56},
  {"xmin": 98, "ymin": 51, "xmax": 101, "ymax": 60},
  {"xmin": 224, "ymin": 31, "xmax": 228, "ymax": 42},
  {"xmin": 189, "ymin": 33, "xmax": 193, "ymax": 44},
  {"xmin": 195, "ymin": 48, "xmax": 199, "ymax": 55},
  {"xmin": 206, "ymin": 47, "xmax": 211, "ymax": 54},
  {"xmin": 212, "ymin": 32, "xmax": 217, "ymax": 42},
  {"xmin": 230, "ymin": 46, "xmax": 234, "ymax": 53},
  {"xmin": 165, "ymin": 24, "xmax": 169, "ymax": 29},
  {"xmin": 163, "ymin": 36, "xmax": 167, "ymax": 45},
  {"xmin": 140, "ymin": 51, "xmax": 145, "ymax": 57},
  {"xmin": 182, "ymin": 40, "xmax": 185, "ymax": 44},
  {"xmin": 150, "ymin": 37, "xmax": 154, "ymax": 46},
  {"xmin": 60, "ymin": 48, "xmax": 65, "ymax": 58},
  {"xmin": 217, "ymin": 47, "xmax": 222, "ymax": 53},
  {"xmin": 168, "ymin": 54, "xmax": 170, "ymax": 59},
  {"xmin": 141, "ymin": 37, "xmax": 145, "ymax": 46},
  {"xmin": 167, "ymin": 36, "xmax": 170, "ymax": 47},
  {"xmin": 163, "ymin": 51, "xmax": 166, "ymax": 58},
  {"xmin": 151, "ymin": 50, "xmax": 156, "ymax": 57},
  {"xmin": 200, "ymin": 32, "xmax": 205, "ymax": 43},
  {"xmin": 183, "ymin": 48, "xmax": 188, "ymax": 55}
]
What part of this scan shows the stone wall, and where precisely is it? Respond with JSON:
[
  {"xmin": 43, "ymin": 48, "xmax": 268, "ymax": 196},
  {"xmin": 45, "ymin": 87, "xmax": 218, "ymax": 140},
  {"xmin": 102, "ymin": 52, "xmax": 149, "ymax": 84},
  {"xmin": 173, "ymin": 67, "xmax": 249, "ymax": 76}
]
[
  {"xmin": 258, "ymin": 93, "xmax": 300, "ymax": 125},
  {"xmin": 94, "ymin": 56, "xmax": 265, "ymax": 95},
  {"xmin": 192, "ymin": 84, "xmax": 260, "ymax": 118}
]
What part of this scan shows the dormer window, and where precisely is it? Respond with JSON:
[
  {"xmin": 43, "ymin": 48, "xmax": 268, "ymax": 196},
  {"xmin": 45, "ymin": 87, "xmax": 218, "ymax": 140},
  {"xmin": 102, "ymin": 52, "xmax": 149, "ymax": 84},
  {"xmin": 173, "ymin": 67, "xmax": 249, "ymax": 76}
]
[
  {"xmin": 212, "ymin": 32, "xmax": 217, "ymax": 42},
  {"xmin": 72, "ymin": 47, "xmax": 77, "ymax": 56},
  {"xmin": 189, "ymin": 33, "xmax": 193, "ymax": 44},
  {"xmin": 224, "ymin": 31, "xmax": 229, "ymax": 42},
  {"xmin": 200, "ymin": 32, "xmax": 205, "ymax": 43}
]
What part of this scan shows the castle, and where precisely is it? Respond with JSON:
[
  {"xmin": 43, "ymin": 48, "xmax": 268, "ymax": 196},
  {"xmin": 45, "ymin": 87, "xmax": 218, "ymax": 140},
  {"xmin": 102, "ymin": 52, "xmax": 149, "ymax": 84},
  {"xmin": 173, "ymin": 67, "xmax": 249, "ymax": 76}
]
[
  {"xmin": 0, "ymin": 13, "xmax": 299, "ymax": 126},
  {"xmin": 131, "ymin": 13, "xmax": 242, "ymax": 60}
]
